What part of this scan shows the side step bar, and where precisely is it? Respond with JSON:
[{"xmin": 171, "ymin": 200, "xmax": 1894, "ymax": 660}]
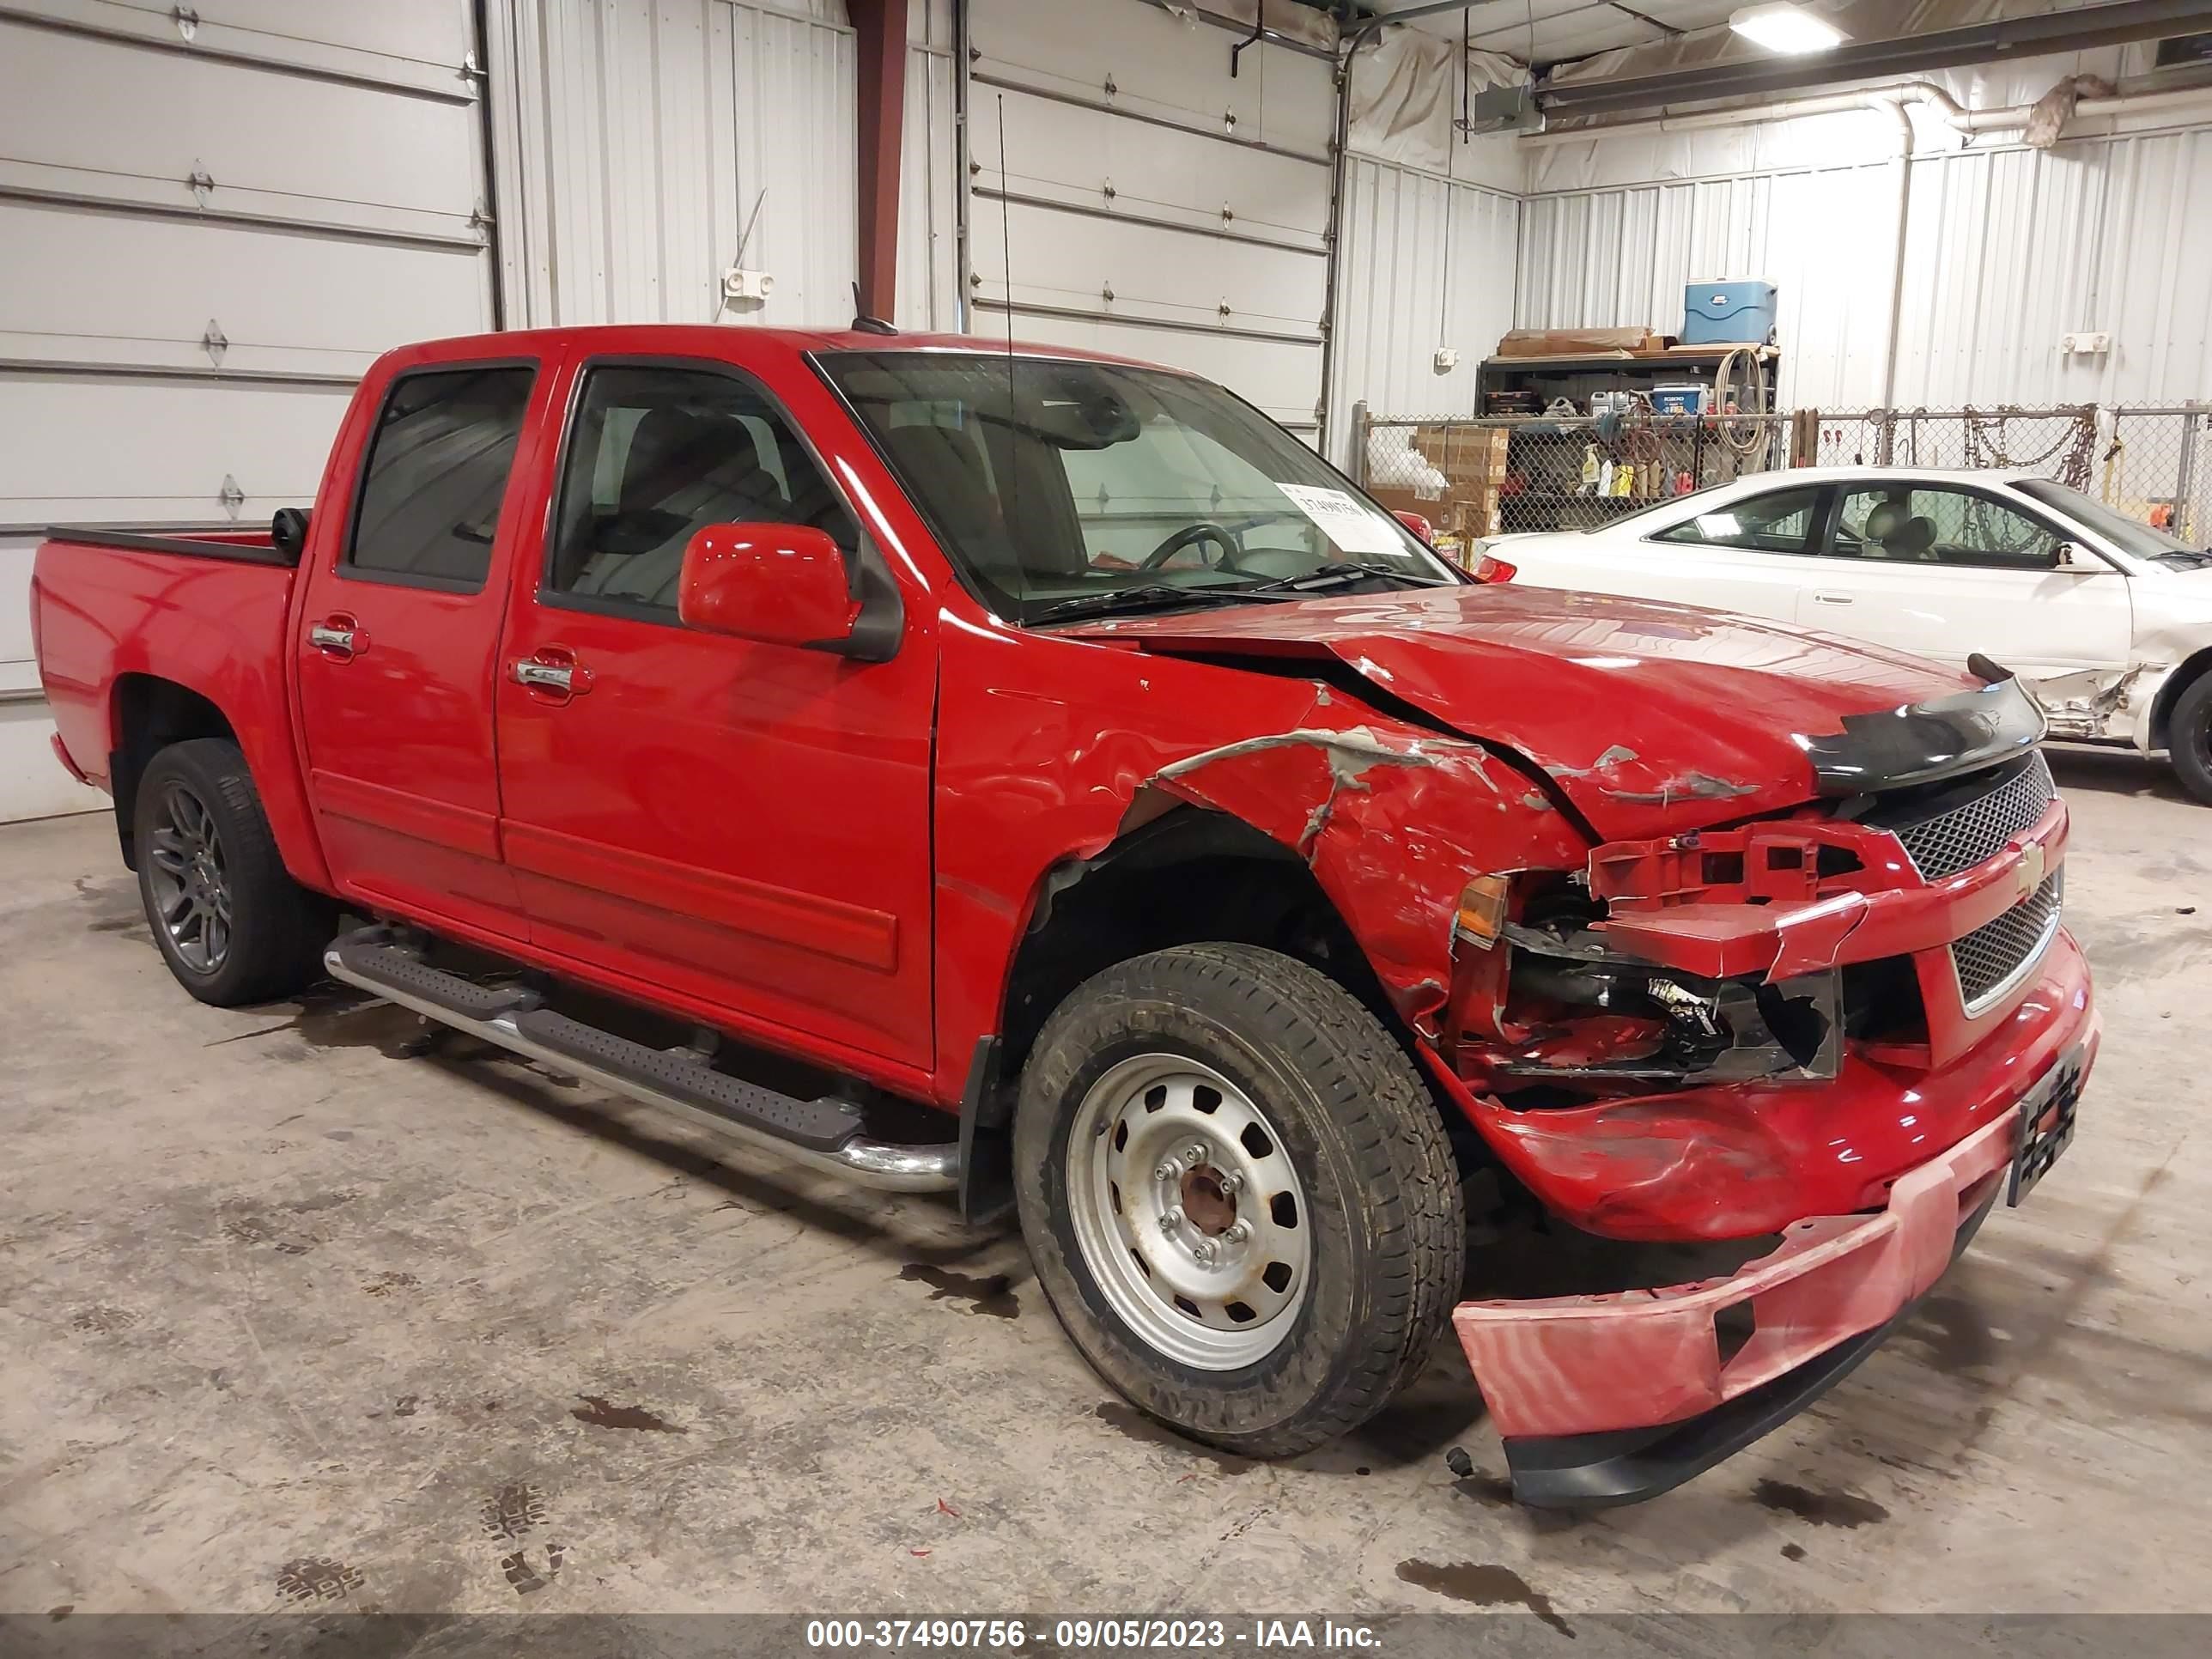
[{"xmin": 325, "ymin": 931, "xmax": 960, "ymax": 1193}]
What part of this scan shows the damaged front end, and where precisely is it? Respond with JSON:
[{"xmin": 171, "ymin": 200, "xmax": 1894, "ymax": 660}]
[{"xmin": 1429, "ymin": 678, "xmax": 2100, "ymax": 1505}]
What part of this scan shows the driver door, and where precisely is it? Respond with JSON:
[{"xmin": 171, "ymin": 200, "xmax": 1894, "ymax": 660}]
[
  {"xmin": 493, "ymin": 356, "xmax": 938, "ymax": 1070},
  {"xmin": 1796, "ymin": 483, "xmax": 2132, "ymax": 678}
]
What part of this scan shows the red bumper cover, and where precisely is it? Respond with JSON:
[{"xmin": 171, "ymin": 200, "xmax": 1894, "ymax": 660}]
[{"xmin": 1451, "ymin": 930, "xmax": 2096, "ymax": 1444}]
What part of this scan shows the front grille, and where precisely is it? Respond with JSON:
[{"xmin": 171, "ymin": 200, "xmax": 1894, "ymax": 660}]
[
  {"xmin": 1884, "ymin": 751, "xmax": 2057, "ymax": 882},
  {"xmin": 1953, "ymin": 872, "xmax": 2064, "ymax": 1012}
]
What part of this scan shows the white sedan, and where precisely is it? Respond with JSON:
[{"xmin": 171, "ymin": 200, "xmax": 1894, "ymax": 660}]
[{"xmin": 1484, "ymin": 466, "xmax": 2212, "ymax": 802}]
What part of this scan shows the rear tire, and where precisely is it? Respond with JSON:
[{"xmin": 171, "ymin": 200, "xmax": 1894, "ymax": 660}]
[
  {"xmin": 134, "ymin": 738, "xmax": 335, "ymax": 1006},
  {"xmin": 1013, "ymin": 944, "xmax": 1464, "ymax": 1458},
  {"xmin": 2170, "ymin": 673, "xmax": 2212, "ymax": 805}
]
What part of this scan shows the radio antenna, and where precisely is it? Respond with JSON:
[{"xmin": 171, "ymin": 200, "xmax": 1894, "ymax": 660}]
[{"xmin": 995, "ymin": 94, "xmax": 1020, "ymax": 555}]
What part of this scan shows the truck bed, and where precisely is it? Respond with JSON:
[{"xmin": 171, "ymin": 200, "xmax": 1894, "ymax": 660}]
[{"xmin": 32, "ymin": 527, "xmax": 315, "ymax": 881}]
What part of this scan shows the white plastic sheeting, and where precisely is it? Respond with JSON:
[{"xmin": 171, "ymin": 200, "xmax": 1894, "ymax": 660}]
[
  {"xmin": 1346, "ymin": 26, "xmax": 1525, "ymax": 192},
  {"xmin": 1329, "ymin": 158, "xmax": 1520, "ymax": 466},
  {"xmin": 487, "ymin": 0, "xmax": 858, "ymax": 328}
]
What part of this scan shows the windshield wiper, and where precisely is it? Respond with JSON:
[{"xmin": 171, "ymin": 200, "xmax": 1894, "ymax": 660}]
[
  {"xmin": 1243, "ymin": 561, "xmax": 1458, "ymax": 595},
  {"xmin": 1024, "ymin": 583, "xmax": 1291, "ymax": 626}
]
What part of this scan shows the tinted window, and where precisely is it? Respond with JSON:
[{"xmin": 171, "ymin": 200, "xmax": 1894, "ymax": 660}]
[
  {"xmin": 1653, "ymin": 487, "xmax": 1823, "ymax": 554},
  {"xmin": 546, "ymin": 364, "xmax": 859, "ymax": 615},
  {"xmin": 1834, "ymin": 485, "xmax": 2060, "ymax": 570},
  {"xmin": 348, "ymin": 367, "xmax": 533, "ymax": 587}
]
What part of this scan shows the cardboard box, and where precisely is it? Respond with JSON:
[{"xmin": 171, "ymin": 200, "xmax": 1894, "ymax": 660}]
[
  {"xmin": 1411, "ymin": 423, "xmax": 1510, "ymax": 485},
  {"xmin": 1367, "ymin": 484, "xmax": 1444, "ymax": 520},
  {"xmin": 1444, "ymin": 489, "xmax": 1500, "ymax": 539},
  {"xmin": 1494, "ymin": 326, "xmax": 1659, "ymax": 358}
]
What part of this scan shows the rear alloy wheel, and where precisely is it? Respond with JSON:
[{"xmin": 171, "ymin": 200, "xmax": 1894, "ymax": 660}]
[
  {"xmin": 2169, "ymin": 672, "xmax": 2212, "ymax": 805},
  {"xmin": 145, "ymin": 778, "xmax": 233, "ymax": 975},
  {"xmin": 1015, "ymin": 944, "xmax": 1465, "ymax": 1458},
  {"xmin": 133, "ymin": 738, "xmax": 334, "ymax": 1006}
]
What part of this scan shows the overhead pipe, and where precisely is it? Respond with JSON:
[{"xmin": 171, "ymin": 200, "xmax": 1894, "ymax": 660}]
[{"xmin": 1524, "ymin": 77, "xmax": 2212, "ymax": 146}]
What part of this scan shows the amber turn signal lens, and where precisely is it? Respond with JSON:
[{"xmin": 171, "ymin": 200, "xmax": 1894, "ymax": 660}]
[{"xmin": 1455, "ymin": 874, "xmax": 1510, "ymax": 949}]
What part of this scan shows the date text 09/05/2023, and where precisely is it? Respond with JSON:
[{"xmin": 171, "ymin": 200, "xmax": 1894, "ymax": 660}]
[{"xmin": 805, "ymin": 1620, "xmax": 1384, "ymax": 1650}]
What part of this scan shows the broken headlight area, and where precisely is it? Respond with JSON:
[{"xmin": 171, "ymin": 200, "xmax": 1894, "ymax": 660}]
[{"xmin": 1458, "ymin": 915, "xmax": 1843, "ymax": 1092}]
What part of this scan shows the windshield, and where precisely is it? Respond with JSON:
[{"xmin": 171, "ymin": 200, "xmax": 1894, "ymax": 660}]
[
  {"xmin": 817, "ymin": 353, "xmax": 1457, "ymax": 621},
  {"xmin": 2016, "ymin": 479, "xmax": 2210, "ymax": 568}
]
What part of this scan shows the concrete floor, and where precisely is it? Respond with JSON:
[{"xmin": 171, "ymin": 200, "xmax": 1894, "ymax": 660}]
[{"xmin": 2, "ymin": 748, "xmax": 2207, "ymax": 1626}]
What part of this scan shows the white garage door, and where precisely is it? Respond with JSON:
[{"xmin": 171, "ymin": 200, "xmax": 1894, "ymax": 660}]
[
  {"xmin": 0, "ymin": 0, "xmax": 495, "ymax": 821},
  {"xmin": 964, "ymin": 0, "xmax": 1335, "ymax": 440}
]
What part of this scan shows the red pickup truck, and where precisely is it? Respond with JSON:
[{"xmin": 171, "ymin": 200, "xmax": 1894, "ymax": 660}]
[{"xmin": 32, "ymin": 324, "xmax": 2094, "ymax": 1507}]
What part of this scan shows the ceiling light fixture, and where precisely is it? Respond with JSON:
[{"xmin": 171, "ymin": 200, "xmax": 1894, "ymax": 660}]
[{"xmin": 1729, "ymin": 3, "xmax": 1848, "ymax": 55}]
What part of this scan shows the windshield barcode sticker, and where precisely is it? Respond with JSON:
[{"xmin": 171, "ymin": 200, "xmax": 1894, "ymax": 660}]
[{"xmin": 1274, "ymin": 483, "xmax": 1400, "ymax": 556}]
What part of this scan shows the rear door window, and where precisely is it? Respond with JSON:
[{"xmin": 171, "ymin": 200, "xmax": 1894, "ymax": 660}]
[
  {"xmin": 346, "ymin": 366, "xmax": 535, "ymax": 591},
  {"xmin": 1651, "ymin": 486, "xmax": 1826, "ymax": 555}
]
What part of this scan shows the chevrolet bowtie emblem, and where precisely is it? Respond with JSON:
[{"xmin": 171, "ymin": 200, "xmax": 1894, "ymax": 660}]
[{"xmin": 2015, "ymin": 841, "xmax": 2046, "ymax": 898}]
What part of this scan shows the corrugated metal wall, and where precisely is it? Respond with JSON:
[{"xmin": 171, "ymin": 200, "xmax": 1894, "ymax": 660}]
[
  {"xmin": 896, "ymin": 3, "xmax": 958, "ymax": 332},
  {"xmin": 1894, "ymin": 129, "xmax": 2212, "ymax": 407},
  {"xmin": 488, "ymin": 0, "xmax": 857, "ymax": 330},
  {"xmin": 1516, "ymin": 123, "xmax": 2212, "ymax": 410},
  {"xmin": 1517, "ymin": 162, "xmax": 1899, "ymax": 408},
  {"xmin": 1330, "ymin": 156, "xmax": 1519, "ymax": 463}
]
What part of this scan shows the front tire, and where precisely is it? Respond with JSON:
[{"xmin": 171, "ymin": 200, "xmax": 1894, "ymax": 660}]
[
  {"xmin": 1013, "ymin": 944, "xmax": 1464, "ymax": 1457},
  {"xmin": 134, "ymin": 738, "xmax": 334, "ymax": 1006},
  {"xmin": 2169, "ymin": 672, "xmax": 2212, "ymax": 805}
]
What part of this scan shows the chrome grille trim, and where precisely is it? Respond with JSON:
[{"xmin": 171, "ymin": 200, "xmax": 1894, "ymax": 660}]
[
  {"xmin": 1953, "ymin": 871, "xmax": 2065, "ymax": 1015},
  {"xmin": 1890, "ymin": 751, "xmax": 2057, "ymax": 882}
]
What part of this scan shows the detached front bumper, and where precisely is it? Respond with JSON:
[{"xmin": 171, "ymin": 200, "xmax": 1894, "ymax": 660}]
[{"xmin": 1448, "ymin": 933, "xmax": 2097, "ymax": 1509}]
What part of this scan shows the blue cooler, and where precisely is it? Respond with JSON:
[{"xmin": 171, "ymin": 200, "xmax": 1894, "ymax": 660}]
[{"xmin": 1681, "ymin": 280, "xmax": 1778, "ymax": 345}]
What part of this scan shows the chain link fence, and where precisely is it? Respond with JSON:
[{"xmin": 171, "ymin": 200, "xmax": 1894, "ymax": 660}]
[{"xmin": 1354, "ymin": 403, "xmax": 2211, "ymax": 551}]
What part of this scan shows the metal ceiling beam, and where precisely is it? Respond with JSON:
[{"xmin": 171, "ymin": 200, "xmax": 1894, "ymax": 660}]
[{"xmin": 1540, "ymin": 0, "xmax": 2212, "ymax": 116}]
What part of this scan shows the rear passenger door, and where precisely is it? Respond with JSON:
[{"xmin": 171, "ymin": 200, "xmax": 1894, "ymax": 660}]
[
  {"xmin": 492, "ymin": 356, "xmax": 938, "ymax": 1072},
  {"xmin": 295, "ymin": 356, "xmax": 545, "ymax": 937}
]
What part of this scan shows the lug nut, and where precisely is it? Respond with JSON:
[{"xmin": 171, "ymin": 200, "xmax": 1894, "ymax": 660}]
[
  {"xmin": 1154, "ymin": 1162, "xmax": 1177, "ymax": 1181},
  {"xmin": 1184, "ymin": 1142, "xmax": 1208, "ymax": 1166},
  {"xmin": 1217, "ymin": 1171, "xmax": 1244, "ymax": 1194},
  {"xmin": 1160, "ymin": 1206, "xmax": 1184, "ymax": 1233},
  {"xmin": 1192, "ymin": 1238, "xmax": 1218, "ymax": 1264},
  {"xmin": 1223, "ymin": 1220, "xmax": 1251, "ymax": 1243}
]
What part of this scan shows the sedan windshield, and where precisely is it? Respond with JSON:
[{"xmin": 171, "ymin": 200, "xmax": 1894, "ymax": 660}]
[
  {"xmin": 817, "ymin": 353, "xmax": 1457, "ymax": 622},
  {"xmin": 2016, "ymin": 479, "xmax": 2212, "ymax": 568}
]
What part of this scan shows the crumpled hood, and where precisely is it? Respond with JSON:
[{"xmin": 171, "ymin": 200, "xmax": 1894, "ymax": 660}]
[{"xmin": 1066, "ymin": 585, "xmax": 1978, "ymax": 840}]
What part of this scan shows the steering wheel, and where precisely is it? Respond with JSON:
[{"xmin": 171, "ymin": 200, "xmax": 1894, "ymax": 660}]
[{"xmin": 1139, "ymin": 521, "xmax": 1240, "ymax": 572}]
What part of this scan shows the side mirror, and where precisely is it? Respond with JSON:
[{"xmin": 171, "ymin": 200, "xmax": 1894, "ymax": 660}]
[
  {"xmin": 678, "ymin": 523, "xmax": 860, "ymax": 651},
  {"xmin": 270, "ymin": 507, "xmax": 312, "ymax": 562},
  {"xmin": 2053, "ymin": 540, "xmax": 2090, "ymax": 570},
  {"xmin": 1391, "ymin": 508, "xmax": 1435, "ymax": 546}
]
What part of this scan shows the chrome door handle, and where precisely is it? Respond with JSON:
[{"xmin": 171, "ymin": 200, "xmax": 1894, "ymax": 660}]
[
  {"xmin": 309, "ymin": 623, "xmax": 355, "ymax": 649},
  {"xmin": 1811, "ymin": 591, "xmax": 1854, "ymax": 605},
  {"xmin": 511, "ymin": 659, "xmax": 574, "ymax": 692}
]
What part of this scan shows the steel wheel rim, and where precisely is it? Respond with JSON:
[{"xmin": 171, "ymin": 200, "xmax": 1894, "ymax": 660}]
[
  {"xmin": 145, "ymin": 781, "xmax": 231, "ymax": 974},
  {"xmin": 1066, "ymin": 1054, "xmax": 1312, "ymax": 1371}
]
